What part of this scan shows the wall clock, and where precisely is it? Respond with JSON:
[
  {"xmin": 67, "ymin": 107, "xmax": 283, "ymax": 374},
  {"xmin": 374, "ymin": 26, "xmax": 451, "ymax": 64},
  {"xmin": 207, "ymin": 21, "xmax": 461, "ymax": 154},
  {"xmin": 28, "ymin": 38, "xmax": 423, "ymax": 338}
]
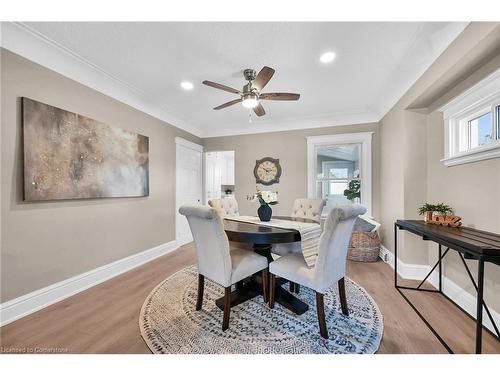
[{"xmin": 254, "ymin": 157, "xmax": 282, "ymax": 185}]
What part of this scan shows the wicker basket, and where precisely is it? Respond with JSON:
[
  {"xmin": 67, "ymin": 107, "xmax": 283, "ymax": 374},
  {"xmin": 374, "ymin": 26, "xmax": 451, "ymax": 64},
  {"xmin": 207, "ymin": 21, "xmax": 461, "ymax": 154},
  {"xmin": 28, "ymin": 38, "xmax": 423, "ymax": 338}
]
[{"xmin": 348, "ymin": 231, "xmax": 381, "ymax": 262}]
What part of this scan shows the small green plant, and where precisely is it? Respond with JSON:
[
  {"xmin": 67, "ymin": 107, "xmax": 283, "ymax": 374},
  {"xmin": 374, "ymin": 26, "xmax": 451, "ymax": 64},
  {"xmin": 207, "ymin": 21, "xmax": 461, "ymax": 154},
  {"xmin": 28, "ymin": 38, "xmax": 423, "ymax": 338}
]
[
  {"xmin": 418, "ymin": 203, "xmax": 453, "ymax": 216},
  {"xmin": 343, "ymin": 180, "xmax": 361, "ymax": 201},
  {"xmin": 435, "ymin": 203, "xmax": 453, "ymax": 215},
  {"xmin": 418, "ymin": 203, "xmax": 437, "ymax": 216}
]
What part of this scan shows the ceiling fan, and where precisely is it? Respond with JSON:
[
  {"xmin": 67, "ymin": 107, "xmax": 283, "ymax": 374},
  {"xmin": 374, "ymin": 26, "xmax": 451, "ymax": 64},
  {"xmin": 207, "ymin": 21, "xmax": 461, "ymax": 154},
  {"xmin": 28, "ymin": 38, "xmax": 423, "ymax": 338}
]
[{"xmin": 202, "ymin": 66, "xmax": 300, "ymax": 117}]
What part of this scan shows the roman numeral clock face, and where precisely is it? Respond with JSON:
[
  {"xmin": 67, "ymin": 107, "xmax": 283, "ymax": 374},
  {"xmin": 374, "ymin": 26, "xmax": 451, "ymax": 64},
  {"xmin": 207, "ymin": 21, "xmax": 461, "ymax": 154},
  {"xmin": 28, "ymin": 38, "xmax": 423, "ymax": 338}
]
[{"xmin": 254, "ymin": 157, "xmax": 282, "ymax": 185}]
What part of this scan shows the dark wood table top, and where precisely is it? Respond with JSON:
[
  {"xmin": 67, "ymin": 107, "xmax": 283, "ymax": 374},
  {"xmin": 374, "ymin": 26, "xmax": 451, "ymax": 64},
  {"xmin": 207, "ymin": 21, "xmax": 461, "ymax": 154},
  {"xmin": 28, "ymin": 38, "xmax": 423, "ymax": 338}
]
[
  {"xmin": 223, "ymin": 216, "xmax": 317, "ymax": 245},
  {"xmin": 396, "ymin": 220, "xmax": 500, "ymax": 258}
]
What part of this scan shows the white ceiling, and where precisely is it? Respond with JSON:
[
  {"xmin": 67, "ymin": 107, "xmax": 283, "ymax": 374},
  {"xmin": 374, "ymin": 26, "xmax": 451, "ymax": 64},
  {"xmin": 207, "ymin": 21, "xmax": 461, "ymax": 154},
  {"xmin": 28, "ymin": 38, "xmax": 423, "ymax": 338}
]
[
  {"xmin": 5, "ymin": 22, "xmax": 468, "ymax": 137},
  {"xmin": 318, "ymin": 144, "xmax": 360, "ymax": 161}
]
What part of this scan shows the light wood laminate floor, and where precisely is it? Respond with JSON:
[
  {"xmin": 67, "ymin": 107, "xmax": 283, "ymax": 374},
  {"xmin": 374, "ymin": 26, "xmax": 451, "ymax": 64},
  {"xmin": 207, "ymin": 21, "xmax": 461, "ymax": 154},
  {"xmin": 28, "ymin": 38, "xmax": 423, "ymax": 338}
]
[{"xmin": 1, "ymin": 242, "xmax": 499, "ymax": 354}]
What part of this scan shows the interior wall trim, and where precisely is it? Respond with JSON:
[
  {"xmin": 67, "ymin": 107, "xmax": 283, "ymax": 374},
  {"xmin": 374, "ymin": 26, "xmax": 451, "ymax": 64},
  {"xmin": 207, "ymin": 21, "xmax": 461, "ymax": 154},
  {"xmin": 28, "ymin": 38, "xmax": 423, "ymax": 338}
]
[
  {"xmin": 0, "ymin": 240, "xmax": 180, "ymax": 327},
  {"xmin": 201, "ymin": 112, "xmax": 380, "ymax": 138},
  {"xmin": 0, "ymin": 22, "xmax": 203, "ymax": 137},
  {"xmin": 306, "ymin": 131, "xmax": 374, "ymax": 216},
  {"xmin": 379, "ymin": 245, "xmax": 500, "ymax": 335},
  {"xmin": 0, "ymin": 23, "xmax": 382, "ymax": 139}
]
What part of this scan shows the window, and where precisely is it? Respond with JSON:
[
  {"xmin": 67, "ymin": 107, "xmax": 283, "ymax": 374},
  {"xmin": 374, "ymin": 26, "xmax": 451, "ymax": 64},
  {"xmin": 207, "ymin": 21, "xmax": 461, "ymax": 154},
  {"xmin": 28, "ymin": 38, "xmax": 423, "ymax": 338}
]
[
  {"xmin": 441, "ymin": 69, "xmax": 500, "ymax": 167},
  {"xmin": 307, "ymin": 132, "xmax": 372, "ymax": 216},
  {"xmin": 316, "ymin": 149, "xmax": 361, "ymax": 212}
]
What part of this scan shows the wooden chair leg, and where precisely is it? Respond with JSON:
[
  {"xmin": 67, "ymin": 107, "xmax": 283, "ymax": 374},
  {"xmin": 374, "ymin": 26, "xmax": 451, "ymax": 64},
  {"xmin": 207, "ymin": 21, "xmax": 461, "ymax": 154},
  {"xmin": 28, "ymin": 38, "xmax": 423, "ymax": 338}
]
[
  {"xmin": 269, "ymin": 274, "xmax": 276, "ymax": 309},
  {"xmin": 222, "ymin": 286, "xmax": 231, "ymax": 331},
  {"xmin": 261, "ymin": 269, "xmax": 269, "ymax": 303},
  {"xmin": 196, "ymin": 274, "xmax": 204, "ymax": 311},
  {"xmin": 338, "ymin": 277, "xmax": 349, "ymax": 316},
  {"xmin": 316, "ymin": 292, "xmax": 329, "ymax": 339}
]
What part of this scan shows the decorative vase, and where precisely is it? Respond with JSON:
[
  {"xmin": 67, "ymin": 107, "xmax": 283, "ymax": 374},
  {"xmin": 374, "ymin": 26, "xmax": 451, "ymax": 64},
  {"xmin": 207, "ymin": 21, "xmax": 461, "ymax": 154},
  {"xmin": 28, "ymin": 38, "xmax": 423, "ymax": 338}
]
[{"xmin": 258, "ymin": 204, "xmax": 272, "ymax": 222}]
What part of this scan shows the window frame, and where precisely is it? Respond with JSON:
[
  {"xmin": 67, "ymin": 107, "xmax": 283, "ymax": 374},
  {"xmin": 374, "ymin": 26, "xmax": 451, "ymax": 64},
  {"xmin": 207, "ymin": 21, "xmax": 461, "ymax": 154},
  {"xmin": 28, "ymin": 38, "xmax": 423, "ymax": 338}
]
[
  {"xmin": 440, "ymin": 69, "xmax": 500, "ymax": 167},
  {"xmin": 306, "ymin": 132, "xmax": 373, "ymax": 217}
]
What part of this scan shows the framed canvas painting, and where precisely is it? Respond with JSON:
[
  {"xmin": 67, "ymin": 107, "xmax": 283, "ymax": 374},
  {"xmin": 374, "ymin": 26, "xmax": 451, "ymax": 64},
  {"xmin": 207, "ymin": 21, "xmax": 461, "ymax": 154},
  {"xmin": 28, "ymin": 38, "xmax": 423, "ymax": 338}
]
[{"xmin": 23, "ymin": 97, "xmax": 149, "ymax": 201}]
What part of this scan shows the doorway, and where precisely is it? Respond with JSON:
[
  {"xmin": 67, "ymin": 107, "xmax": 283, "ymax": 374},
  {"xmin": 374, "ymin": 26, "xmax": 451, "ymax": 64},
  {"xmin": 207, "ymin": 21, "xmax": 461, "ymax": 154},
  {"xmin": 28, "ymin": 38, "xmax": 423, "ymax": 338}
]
[
  {"xmin": 306, "ymin": 132, "xmax": 373, "ymax": 217},
  {"xmin": 175, "ymin": 137, "xmax": 203, "ymax": 245}
]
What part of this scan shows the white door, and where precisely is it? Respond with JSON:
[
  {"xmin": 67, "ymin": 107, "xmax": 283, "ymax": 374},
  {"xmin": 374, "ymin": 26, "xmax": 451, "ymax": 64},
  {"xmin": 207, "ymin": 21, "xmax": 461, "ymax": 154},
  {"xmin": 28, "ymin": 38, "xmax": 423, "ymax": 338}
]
[
  {"xmin": 176, "ymin": 137, "xmax": 203, "ymax": 245},
  {"xmin": 220, "ymin": 151, "xmax": 235, "ymax": 185},
  {"xmin": 205, "ymin": 152, "xmax": 222, "ymax": 202}
]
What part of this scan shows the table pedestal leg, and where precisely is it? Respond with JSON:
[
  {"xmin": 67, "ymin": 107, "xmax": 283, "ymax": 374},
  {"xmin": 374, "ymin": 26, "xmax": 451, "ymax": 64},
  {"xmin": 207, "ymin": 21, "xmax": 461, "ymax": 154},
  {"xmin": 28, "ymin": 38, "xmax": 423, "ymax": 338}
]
[{"xmin": 215, "ymin": 243, "xmax": 309, "ymax": 315}]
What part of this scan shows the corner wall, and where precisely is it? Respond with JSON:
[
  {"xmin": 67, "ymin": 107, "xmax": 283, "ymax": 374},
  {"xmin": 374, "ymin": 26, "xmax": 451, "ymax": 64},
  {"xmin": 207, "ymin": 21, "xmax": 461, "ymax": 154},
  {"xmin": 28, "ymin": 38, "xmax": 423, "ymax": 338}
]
[
  {"xmin": 379, "ymin": 22, "xmax": 500, "ymax": 312},
  {"xmin": 203, "ymin": 123, "xmax": 380, "ymax": 220}
]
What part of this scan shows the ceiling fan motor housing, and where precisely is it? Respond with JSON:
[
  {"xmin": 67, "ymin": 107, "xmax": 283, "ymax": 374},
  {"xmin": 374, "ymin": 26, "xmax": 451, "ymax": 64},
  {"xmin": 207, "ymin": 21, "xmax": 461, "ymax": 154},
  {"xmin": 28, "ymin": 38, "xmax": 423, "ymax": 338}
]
[
  {"xmin": 242, "ymin": 92, "xmax": 258, "ymax": 101},
  {"xmin": 243, "ymin": 69, "xmax": 256, "ymax": 82}
]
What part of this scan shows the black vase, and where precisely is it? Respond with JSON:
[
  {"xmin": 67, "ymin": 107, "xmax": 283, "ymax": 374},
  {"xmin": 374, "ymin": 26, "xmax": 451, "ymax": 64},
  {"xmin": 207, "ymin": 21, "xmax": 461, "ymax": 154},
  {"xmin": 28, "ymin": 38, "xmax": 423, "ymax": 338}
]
[{"xmin": 258, "ymin": 204, "xmax": 272, "ymax": 222}]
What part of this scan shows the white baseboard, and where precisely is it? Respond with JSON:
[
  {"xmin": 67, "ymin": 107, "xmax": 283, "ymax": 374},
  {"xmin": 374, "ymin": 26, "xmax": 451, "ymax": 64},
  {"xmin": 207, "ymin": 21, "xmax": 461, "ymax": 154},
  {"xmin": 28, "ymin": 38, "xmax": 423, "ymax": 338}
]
[
  {"xmin": 379, "ymin": 245, "xmax": 499, "ymax": 335},
  {"xmin": 0, "ymin": 239, "xmax": 180, "ymax": 327},
  {"xmin": 176, "ymin": 234, "xmax": 193, "ymax": 247}
]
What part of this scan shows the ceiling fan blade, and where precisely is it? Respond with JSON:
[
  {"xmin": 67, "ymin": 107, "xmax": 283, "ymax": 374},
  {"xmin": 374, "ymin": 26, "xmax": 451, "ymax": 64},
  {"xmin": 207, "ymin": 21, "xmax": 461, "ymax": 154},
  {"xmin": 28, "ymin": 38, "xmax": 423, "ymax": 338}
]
[
  {"xmin": 259, "ymin": 93, "xmax": 300, "ymax": 101},
  {"xmin": 253, "ymin": 66, "xmax": 275, "ymax": 91},
  {"xmin": 213, "ymin": 98, "xmax": 242, "ymax": 110},
  {"xmin": 202, "ymin": 80, "xmax": 241, "ymax": 95},
  {"xmin": 253, "ymin": 102, "xmax": 266, "ymax": 117}
]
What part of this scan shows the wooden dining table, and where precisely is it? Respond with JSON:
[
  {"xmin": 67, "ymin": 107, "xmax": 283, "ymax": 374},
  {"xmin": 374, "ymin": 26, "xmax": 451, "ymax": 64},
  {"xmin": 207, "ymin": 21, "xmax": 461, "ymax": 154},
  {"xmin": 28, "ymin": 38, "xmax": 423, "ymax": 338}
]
[{"xmin": 214, "ymin": 216, "xmax": 316, "ymax": 315}]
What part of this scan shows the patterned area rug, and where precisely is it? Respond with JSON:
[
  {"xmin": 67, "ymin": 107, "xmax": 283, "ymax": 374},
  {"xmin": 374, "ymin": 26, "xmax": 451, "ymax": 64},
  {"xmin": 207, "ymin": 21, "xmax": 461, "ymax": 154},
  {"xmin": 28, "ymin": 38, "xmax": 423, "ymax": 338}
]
[{"xmin": 140, "ymin": 265, "xmax": 383, "ymax": 354}]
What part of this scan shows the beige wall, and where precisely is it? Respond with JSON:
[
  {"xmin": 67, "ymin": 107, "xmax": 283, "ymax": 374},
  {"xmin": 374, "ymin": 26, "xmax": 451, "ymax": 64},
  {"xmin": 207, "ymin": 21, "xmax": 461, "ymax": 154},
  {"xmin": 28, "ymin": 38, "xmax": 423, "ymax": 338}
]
[
  {"xmin": 0, "ymin": 49, "xmax": 201, "ymax": 302},
  {"xmin": 2, "ymin": 22, "xmax": 499, "ymax": 315},
  {"xmin": 426, "ymin": 111, "xmax": 500, "ymax": 312},
  {"xmin": 379, "ymin": 109, "xmax": 404, "ymax": 258},
  {"xmin": 379, "ymin": 23, "xmax": 500, "ymax": 311},
  {"xmin": 379, "ymin": 109, "xmax": 429, "ymax": 265},
  {"xmin": 203, "ymin": 123, "xmax": 380, "ymax": 220}
]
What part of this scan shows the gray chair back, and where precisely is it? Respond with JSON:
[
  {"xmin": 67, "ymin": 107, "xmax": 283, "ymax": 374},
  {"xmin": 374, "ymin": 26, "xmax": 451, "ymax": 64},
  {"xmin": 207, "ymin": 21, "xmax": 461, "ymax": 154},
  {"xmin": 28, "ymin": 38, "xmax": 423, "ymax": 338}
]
[
  {"xmin": 291, "ymin": 198, "xmax": 326, "ymax": 222},
  {"xmin": 313, "ymin": 204, "xmax": 367, "ymax": 292},
  {"xmin": 179, "ymin": 205, "xmax": 232, "ymax": 286},
  {"xmin": 208, "ymin": 198, "xmax": 240, "ymax": 218}
]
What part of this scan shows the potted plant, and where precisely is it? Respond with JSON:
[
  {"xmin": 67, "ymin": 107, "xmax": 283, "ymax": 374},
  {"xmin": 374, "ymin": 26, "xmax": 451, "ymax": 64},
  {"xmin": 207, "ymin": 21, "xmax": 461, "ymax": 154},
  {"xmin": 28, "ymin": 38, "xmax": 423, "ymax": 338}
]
[
  {"xmin": 248, "ymin": 189, "xmax": 278, "ymax": 222},
  {"xmin": 435, "ymin": 203, "xmax": 453, "ymax": 219},
  {"xmin": 418, "ymin": 203, "xmax": 438, "ymax": 222},
  {"xmin": 343, "ymin": 180, "xmax": 361, "ymax": 202}
]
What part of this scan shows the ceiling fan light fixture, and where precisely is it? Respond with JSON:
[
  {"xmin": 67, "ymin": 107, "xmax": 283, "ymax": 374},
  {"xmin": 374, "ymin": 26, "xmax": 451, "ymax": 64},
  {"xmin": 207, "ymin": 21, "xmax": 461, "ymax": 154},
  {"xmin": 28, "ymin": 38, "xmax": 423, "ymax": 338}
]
[
  {"xmin": 203, "ymin": 66, "xmax": 300, "ymax": 117},
  {"xmin": 242, "ymin": 93, "xmax": 259, "ymax": 109}
]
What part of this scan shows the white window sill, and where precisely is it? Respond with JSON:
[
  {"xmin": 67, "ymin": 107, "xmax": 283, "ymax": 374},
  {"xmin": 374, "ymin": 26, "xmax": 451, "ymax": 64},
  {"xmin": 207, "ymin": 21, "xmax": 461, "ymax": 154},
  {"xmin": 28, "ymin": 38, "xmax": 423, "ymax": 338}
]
[{"xmin": 441, "ymin": 141, "xmax": 500, "ymax": 167}]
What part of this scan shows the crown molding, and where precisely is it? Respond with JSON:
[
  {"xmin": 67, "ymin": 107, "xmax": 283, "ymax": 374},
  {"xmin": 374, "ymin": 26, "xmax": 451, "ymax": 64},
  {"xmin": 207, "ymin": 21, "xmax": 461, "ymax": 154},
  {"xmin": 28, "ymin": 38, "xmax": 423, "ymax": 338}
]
[
  {"xmin": 0, "ymin": 22, "xmax": 379, "ymax": 139},
  {"xmin": 0, "ymin": 22, "xmax": 204, "ymax": 137},
  {"xmin": 201, "ymin": 110, "xmax": 379, "ymax": 138}
]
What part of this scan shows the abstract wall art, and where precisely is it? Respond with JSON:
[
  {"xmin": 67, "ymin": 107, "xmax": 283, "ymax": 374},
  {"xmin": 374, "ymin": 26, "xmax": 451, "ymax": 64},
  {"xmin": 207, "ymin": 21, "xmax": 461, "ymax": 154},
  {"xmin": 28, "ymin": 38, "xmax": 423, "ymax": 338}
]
[{"xmin": 23, "ymin": 97, "xmax": 149, "ymax": 201}]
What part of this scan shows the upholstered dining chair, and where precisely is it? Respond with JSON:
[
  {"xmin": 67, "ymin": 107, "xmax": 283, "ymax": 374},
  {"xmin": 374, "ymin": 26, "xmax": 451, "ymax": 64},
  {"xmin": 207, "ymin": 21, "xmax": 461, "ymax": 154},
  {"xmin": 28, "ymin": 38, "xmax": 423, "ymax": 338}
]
[
  {"xmin": 208, "ymin": 197, "xmax": 240, "ymax": 218},
  {"xmin": 272, "ymin": 198, "xmax": 326, "ymax": 292},
  {"xmin": 273, "ymin": 198, "xmax": 326, "ymax": 256},
  {"xmin": 268, "ymin": 204, "xmax": 367, "ymax": 339},
  {"xmin": 291, "ymin": 198, "xmax": 326, "ymax": 222},
  {"xmin": 178, "ymin": 205, "xmax": 268, "ymax": 331}
]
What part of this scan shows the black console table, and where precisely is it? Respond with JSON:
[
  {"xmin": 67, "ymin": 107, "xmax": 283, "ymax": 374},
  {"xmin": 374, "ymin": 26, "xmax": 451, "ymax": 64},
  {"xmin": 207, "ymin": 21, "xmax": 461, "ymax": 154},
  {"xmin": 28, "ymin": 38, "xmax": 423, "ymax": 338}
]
[{"xmin": 394, "ymin": 220, "xmax": 500, "ymax": 354}]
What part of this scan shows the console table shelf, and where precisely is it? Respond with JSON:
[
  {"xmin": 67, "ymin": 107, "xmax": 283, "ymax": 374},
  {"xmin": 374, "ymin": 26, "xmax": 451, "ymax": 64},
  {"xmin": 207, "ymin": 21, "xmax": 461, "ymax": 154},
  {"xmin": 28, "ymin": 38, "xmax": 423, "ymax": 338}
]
[{"xmin": 394, "ymin": 220, "xmax": 500, "ymax": 354}]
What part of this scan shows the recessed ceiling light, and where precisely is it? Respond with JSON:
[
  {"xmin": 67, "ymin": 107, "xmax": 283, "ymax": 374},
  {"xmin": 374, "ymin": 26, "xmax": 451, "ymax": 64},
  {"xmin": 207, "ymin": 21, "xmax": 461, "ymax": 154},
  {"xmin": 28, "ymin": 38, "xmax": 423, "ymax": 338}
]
[
  {"xmin": 320, "ymin": 51, "xmax": 336, "ymax": 64},
  {"xmin": 180, "ymin": 81, "xmax": 194, "ymax": 90}
]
